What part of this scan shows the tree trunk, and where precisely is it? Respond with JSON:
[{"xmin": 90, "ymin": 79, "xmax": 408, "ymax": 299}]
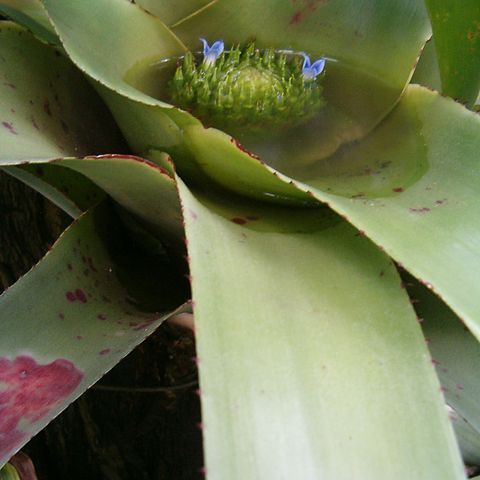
[{"xmin": 0, "ymin": 172, "xmax": 203, "ymax": 480}]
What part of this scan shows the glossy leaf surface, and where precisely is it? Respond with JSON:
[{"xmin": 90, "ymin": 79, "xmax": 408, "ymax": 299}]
[
  {"xmin": 42, "ymin": 0, "xmax": 430, "ymax": 198},
  {"xmin": 425, "ymin": 0, "xmax": 480, "ymax": 107},
  {"xmin": 134, "ymin": 0, "xmax": 213, "ymax": 26},
  {"xmin": 407, "ymin": 277, "xmax": 480, "ymax": 464},
  {"xmin": 0, "ymin": 204, "xmax": 188, "ymax": 467},
  {"xmin": 290, "ymin": 86, "xmax": 480, "ymax": 341},
  {"xmin": 0, "ymin": 0, "xmax": 56, "ymax": 44},
  {"xmin": 178, "ymin": 179, "xmax": 464, "ymax": 480}
]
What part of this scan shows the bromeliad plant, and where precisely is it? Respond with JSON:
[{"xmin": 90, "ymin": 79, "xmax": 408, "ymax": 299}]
[{"xmin": 0, "ymin": 0, "xmax": 480, "ymax": 478}]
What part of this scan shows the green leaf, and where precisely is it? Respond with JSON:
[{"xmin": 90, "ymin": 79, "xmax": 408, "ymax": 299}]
[
  {"xmin": 42, "ymin": 0, "xmax": 431, "ymax": 196},
  {"xmin": 0, "ymin": 22, "xmax": 124, "ymax": 215},
  {"xmin": 0, "ymin": 203, "xmax": 189, "ymax": 467},
  {"xmin": 407, "ymin": 276, "xmax": 480, "ymax": 464},
  {"xmin": 177, "ymin": 179, "xmax": 465, "ymax": 479},
  {"xmin": 42, "ymin": 0, "xmax": 187, "ymax": 105},
  {"xmin": 57, "ymin": 155, "xmax": 185, "ymax": 248},
  {"xmin": 0, "ymin": 23, "xmax": 124, "ymax": 164},
  {"xmin": 134, "ymin": 0, "xmax": 214, "ymax": 27},
  {"xmin": 288, "ymin": 85, "xmax": 480, "ymax": 341},
  {"xmin": 411, "ymin": 39, "xmax": 442, "ymax": 91},
  {"xmin": 172, "ymin": 0, "xmax": 429, "ymax": 88},
  {"xmin": 0, "ymin": 0, "xmax": 57, "ymax": 44},
  {"xmin": 0, "ymin": 464, "xmax": 19, "ymax": 480},
  {"xmin": 425, "ymin": 0, "xmax": 480, "ymax": 107},
  {"xmin": 2, "ymin": 164, "xmax": 104, "ymax": 219}
]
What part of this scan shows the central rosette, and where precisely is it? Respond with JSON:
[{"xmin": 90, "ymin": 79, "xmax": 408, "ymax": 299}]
[{"xmin": 170, "ymin": 40, "xmax": 327, "ymax": 138}]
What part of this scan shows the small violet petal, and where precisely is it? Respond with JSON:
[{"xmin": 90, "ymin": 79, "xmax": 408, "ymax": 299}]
[
  {"xmin": 200, "ymin": 38, "xmax": 225, "ymax": 66},
  {"xmin": 302, "ymin": 54, "xmax": 326, "ymax": 81}
]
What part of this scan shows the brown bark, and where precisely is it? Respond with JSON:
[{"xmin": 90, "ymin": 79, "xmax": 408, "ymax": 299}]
[{"xmin": 0, "ymin": 172, "xmax": 203, "ymax": 480}]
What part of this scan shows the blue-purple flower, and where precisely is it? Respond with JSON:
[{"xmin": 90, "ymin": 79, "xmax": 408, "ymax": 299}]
[
  {"xmin": 301, "ymin": 55, "xmax": 326, "ymax": 81},
  {"xmin": 200, "ymin": 38, "xmax": 225, "ymax": 66}
]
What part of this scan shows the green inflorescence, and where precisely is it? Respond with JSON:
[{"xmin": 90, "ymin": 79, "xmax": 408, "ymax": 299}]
[{"xmin": 169, "ymin": 43, "xmax": 326, "ymax": 137}]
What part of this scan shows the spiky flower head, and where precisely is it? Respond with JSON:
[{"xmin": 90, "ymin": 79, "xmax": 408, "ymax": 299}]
[{"xmin": 170, "ymin": 40, "xmax": 327, "ymax": 138}]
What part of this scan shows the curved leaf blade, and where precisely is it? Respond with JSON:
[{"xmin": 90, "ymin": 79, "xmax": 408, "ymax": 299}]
[
  {"xmin": 425, "ymin": 0, "xmax": 480, "ymax": 107},
  {"xmin": 0, "ymin": 23, "xmax": 124, "ymax": 164},
  {"xmin": 42, "ymin": 0, "xmax": 187, "ymax": 106},
  {"xmin": 290, "ymin": 85, "xmax": 480, "ymax": 340},
  {"xmin": 0, "ymin": 203, "xmax": 188, "ymax": 467},
  {"xmin": 0, "ymin": 0, "xmax": 57, "ymax": 44},
  {"xmin": 407, "ymin": 277, "xmax": 480, "ymax": 464},
  {"xmin": 178, "ymin": 179, "xmax": 464, "ymax": 480}
]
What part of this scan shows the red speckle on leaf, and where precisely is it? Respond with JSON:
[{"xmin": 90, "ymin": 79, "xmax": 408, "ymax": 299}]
[
  {"xmin": 2, "ymin": 121, "xmax": 17, "ymax": 135},
  {"xmin": 65, "ymin": 291, "xmax": 76, "ymax": 302},
  {"xmin": 29, "ymin": 115, "xmax": 40, "ymax": 130},
  {"xmin": 58, "ymin": 313, "xmax": 65, "ymax": 320},
  {"xmin": 76, "ymin": 336, "xmax": 83, "ymax": 341},
  {"xmin": 43, "ymin": 100, "xmax": 52, "ymax": 116},
  {"xmin": 409, "ymin": 207, "xmax": 431, "ymax": 213},
  {"xmin": 230, "ymin": 138, "xmax": 260, "ymax": 160},
  {"xmin": 3, "ymin": 82, "xmax": 16, "ymax": 89},
  {"xmin": 379, "ymin": 270, "xmax": 385, "ymax": 277},
  {"xmin": 102, "ymin": 295, "xmax": 112, "ymax": 303},
  {"xmin": 289, "ymin": 11, "xmax": 302, "ymax": 24},
  {"xmin": 75, "ymin": 289, "xmax": 87, "ymax": 303},
  {"xmin": 0, "ymin": 355, "xmax": 83, "ymax": 458},
  {"xmin": 435, "ymin": 199, "xmax": 447, "ymax": 206},
  {"xmin": 97, "ymin": 314, "xmax": 107, "ymax": 321},
  {"xmin": 65, "ymin": 289, "xmax": 87, "ymax": 303},
  {"xmin": 231, "ymin": 217, "xmax": 247, "ymax": 225},
  {"xmin": 393, "ymin": 187, "xmax": 404, "ymax": 193},
  {"xmin": 99, "ymin": 349, "xmax": 111, "ymax": 356}
]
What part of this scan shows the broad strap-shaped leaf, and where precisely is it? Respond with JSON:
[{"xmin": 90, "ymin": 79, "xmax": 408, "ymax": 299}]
[
  {"xmin": 177, "ymin": 179, "xmax": 464, "ymax": 480},
  {"xmin": 172, "ymin": 0, "xmax": 429, "ymax": 87},
  {"xmin": 0, "ymin": 22, "xmax": 123, "ymax": 163},
  {"xmin": 0, "ymin": 203, "xmax": 189, "ymax": 467},
  {"xmin": 288, "ymin": 85, "xmax": 480, "ymax": 341},
  {"xmin": 425, "ymin": 0, "xmax": 480, "ymax": 107},
  {"xmin": 57, "ymin": 155, "xmax": 184, "ymax": 248},
  {"xmin": 407, "ymin": 277, "xmax": 480, "ymax": 464},
  {"xmin": 0, "ymin": 22, "xmax": 125, "ymax": 215},
  {"xmin": 42, "ymin": 0, "xmax": 430, "ymax": 197},
  {"xmin": 0, "ymin": 0, "xmax": 57, "ymax": 44},
  {"xmin": 42, "ymin": 0, "xmax": 187, "ymax": 106},
  {"xmin": 94, "ymin": 83, "xmax": 314, "ymax": 204},
  {"xmin": 171, "ymin": 0, "xmax": 431, "ymax": 164}
]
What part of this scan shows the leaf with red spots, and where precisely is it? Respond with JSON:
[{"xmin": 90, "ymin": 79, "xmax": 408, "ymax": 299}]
[
  {"xmin": 0, "ymin": 203, "xmax": 189, "ymax": 466},
  {"xmin": 290, "ymin": 86, "xmax": 480, "ymax": 342},
  {"xmin": 406, "ymin": 276, "xmax": 480, "ymax": 465},
  {"xmin": 0, "ymin": 23, "xmax": 123, "ymax": 217},
  {"xmin": 177, "ymin": 178, "xmax": 464, "ymax": 479}
]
